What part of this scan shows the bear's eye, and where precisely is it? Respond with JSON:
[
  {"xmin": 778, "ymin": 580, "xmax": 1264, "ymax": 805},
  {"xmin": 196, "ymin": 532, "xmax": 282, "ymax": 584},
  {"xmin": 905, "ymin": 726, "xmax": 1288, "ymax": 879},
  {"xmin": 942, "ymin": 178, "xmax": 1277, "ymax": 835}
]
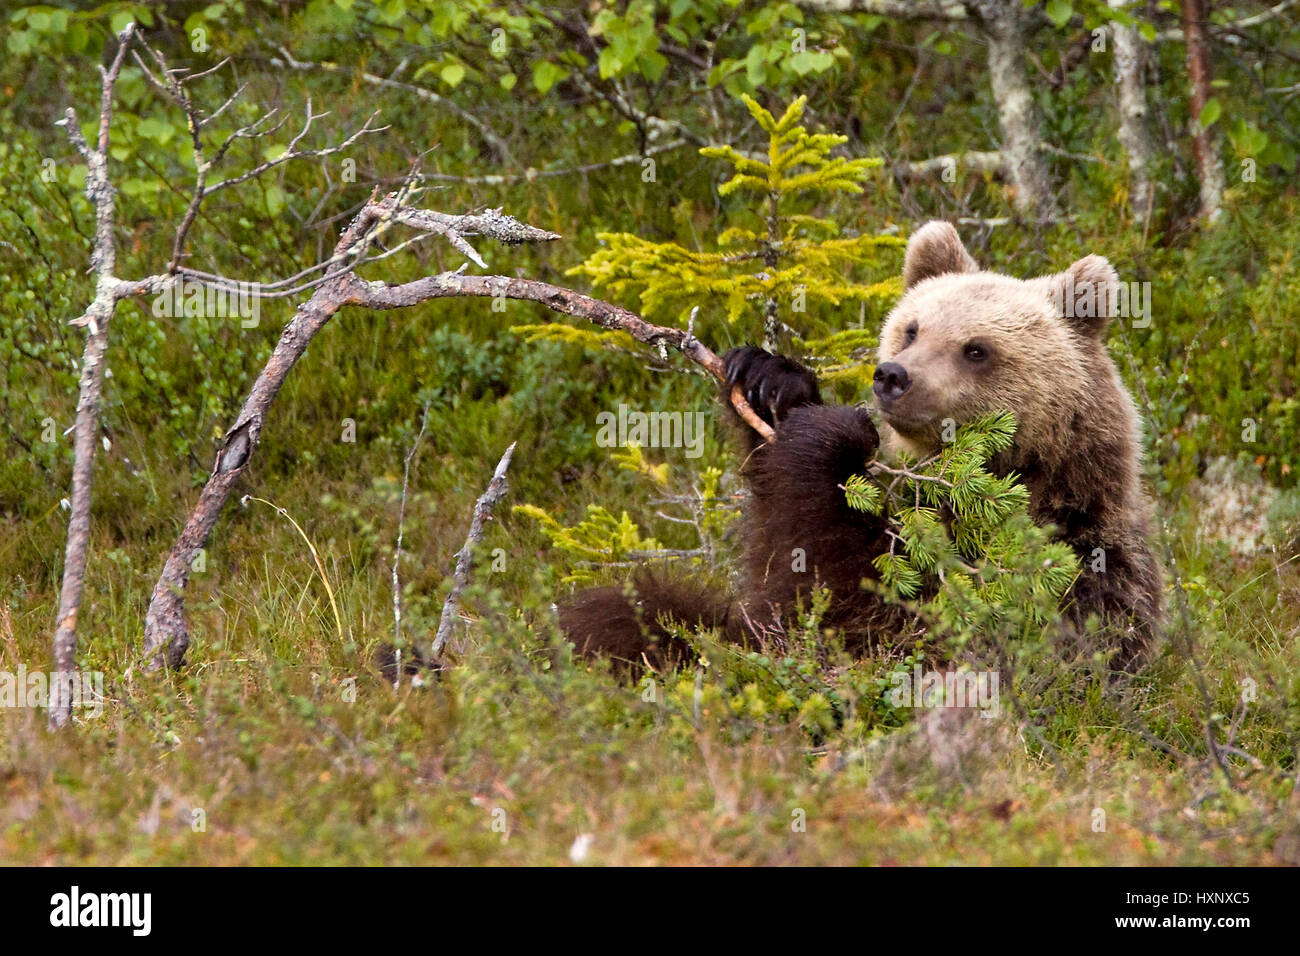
[
  {"xmin": 963, "ymin": 343, "xmax": 989, "ymax": 362},
  {"xmin": 903, "ymin": 323, "xmax": 918, "ymax": 345}
]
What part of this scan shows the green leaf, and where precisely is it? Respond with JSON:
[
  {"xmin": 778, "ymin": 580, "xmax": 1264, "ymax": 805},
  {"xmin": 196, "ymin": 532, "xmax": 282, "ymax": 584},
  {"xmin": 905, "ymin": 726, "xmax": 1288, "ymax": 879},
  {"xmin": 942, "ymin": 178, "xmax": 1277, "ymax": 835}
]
[
  {"xmin": 136, "ymin": 117, "xmax": 177, "ymax": 145},
  {"xmin": 265, "ymin": 185, "xmax": 286, "ymax": 217},
  {"xmin": 1230, "ymin": 119, "xmax": 1269, "ymax": 155},
  {"xmin": 639, "ymin": 50, "xmax": 668, "ymax": 83},
  {"xmin": 67, "ymin": 20, "xmax": 88, "ymax": 51},
  {"xmin": 532, "ymin": 60, "xmax": 567, "ymax": 94},
  {"xmin": 785, "ymin": 50, "xmax": 835, "ymax": 77},
  {"xmin": 745, "ymin": 43, "xmax": 768, "ymax": 87},
  {"xmin": 597, "ymin": 46, "xmax": 623, "ymax": 79},
  {"xmin": 1199, "ymin": 98, "xmax": 1222, "ymax": 129},
  {"xmin": 440, "ymin": 62, "xmax": 466, "ymax": 87},
  {"xmin": 6, "ymin": 30, "xmax": 32, "ymax": 55},
  {"xmin": 1045, "ymin": 0, "xmax": 1073, "ymax": 28}
]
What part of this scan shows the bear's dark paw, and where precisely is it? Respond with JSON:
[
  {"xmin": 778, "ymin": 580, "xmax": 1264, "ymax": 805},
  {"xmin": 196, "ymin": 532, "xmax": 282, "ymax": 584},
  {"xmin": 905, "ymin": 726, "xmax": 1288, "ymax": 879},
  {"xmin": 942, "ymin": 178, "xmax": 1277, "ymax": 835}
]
[{"xmin": 723, "ymin": 346, "xmax": 822, "ymax": 426}]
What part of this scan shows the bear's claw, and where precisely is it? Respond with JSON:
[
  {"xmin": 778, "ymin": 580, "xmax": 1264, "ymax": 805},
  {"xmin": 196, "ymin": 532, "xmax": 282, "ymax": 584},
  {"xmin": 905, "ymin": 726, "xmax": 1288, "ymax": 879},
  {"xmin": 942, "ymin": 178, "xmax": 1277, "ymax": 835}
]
[{"xmin": 722, "ymin": 346, "xmax": 822, "ymax": 427}]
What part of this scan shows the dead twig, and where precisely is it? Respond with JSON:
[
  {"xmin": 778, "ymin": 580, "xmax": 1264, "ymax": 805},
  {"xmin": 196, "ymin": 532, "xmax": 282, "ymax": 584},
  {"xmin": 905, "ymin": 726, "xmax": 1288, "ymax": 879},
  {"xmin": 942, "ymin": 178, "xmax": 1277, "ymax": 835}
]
[
  {"xmin": 432, "ymin": 442, "xmax": 517, "ymax": 658},
  {"xmin": 391, "ymin": 403, "xmax": 432, "ymax": 688}
]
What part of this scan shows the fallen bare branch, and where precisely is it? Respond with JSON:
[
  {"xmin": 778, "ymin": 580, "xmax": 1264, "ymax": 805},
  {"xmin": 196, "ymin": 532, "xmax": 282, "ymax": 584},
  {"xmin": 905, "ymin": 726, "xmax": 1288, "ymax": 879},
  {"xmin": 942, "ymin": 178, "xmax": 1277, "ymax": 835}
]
[{"xmin": 142, "ymin": 192, "xmax": 771, "ymax": 670}]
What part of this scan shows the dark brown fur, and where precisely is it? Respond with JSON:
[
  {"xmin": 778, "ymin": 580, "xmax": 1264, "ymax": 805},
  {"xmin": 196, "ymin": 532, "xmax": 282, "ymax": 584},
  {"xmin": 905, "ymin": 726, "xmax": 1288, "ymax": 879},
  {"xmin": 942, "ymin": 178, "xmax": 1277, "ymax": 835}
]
[{"xmin": 557, "ymin": 354, "xmax": 910, "ymax": 671}]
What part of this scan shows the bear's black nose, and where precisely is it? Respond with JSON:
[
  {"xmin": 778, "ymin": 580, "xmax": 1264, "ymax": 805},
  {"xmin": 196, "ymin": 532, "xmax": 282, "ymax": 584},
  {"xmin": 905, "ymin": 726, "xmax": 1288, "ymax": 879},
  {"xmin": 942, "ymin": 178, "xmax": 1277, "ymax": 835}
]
[{"xmin": 873, "ymin": 362, "xmax": 911, "ymax": 402}]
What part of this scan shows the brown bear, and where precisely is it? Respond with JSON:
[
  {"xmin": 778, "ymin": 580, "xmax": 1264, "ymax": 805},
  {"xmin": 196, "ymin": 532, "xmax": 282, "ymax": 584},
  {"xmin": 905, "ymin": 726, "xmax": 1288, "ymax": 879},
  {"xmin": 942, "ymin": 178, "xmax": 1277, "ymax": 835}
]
[{"xmin": 559, "ymin": 221, "xmax": 1163, "ymax": 671}]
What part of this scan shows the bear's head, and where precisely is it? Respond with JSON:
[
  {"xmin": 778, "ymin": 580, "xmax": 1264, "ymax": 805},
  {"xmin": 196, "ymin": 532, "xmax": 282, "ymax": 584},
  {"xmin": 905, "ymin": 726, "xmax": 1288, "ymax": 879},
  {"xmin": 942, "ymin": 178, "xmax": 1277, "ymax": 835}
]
[{"xmin": 874, "ymin": 221, "xmax": 1140, "ymax": 472}]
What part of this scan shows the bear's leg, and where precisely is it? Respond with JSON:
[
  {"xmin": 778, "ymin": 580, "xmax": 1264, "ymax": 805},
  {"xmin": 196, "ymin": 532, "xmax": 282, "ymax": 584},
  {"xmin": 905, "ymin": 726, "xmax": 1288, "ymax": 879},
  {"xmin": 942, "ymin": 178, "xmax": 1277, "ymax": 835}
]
[
  {"xmin": 555, "ymin": 569, "xmax": 736, "ymax": 674},
  {"xmin": 724, "ymin": 346, "xmax": 899, "ymax": 645},
  {"xmin": 738, "ymin": 401, "xmax": 898, "ymax": 649}
]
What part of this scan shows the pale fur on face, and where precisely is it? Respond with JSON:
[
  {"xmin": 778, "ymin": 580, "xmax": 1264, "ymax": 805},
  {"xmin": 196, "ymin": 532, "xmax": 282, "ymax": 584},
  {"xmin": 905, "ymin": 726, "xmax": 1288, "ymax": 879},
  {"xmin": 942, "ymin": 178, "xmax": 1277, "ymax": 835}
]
[{"xmin": 876, "ymin": 221, "xmax": 1135, "ymax": 464}]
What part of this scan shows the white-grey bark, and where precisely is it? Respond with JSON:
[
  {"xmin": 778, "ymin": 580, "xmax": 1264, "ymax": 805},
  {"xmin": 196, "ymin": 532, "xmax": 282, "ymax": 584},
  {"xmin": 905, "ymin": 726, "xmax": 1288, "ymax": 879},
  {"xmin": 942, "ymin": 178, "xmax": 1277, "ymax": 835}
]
[
  {"xmin": 978, "ymin": 0, "xmax": 1059, "ymax": 220},
  {"xmin": 896, "ymin": 150, "xmax": 1006, "ymax": 180},
  {"xmin": 431, "ymin": 442, "xmax": 517, "ymax": 658},
  {"xmin": 48, "ymin": 24, "xmax": 137, "ymax": 730},
  {"xmin": 1110, "ymin": 1, "xmax": 1158, "ymax": 222},
  {"xmin": 795, "ymin": 0, "xmax": 1058, "ymax": 221}
]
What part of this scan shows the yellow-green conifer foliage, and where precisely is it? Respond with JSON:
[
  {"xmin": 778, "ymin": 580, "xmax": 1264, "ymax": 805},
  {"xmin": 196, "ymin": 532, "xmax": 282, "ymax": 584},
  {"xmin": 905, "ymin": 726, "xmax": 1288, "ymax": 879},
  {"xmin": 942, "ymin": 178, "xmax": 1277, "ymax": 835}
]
[{"xmin": 567, "ymin": 95, "xmax": 903, "ymax": 353}]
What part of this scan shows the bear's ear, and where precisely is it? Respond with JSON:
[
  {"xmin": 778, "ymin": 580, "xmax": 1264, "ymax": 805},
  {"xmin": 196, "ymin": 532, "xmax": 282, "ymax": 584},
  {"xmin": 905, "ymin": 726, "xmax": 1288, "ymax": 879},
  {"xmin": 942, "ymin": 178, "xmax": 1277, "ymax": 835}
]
[
  {"xmin": 902, "ymin": 221, "xmax": 979, "ymax": 289},
  {"xmin": 1039, "ymin": 254, "xmax": 1120, "ymax": 338}
]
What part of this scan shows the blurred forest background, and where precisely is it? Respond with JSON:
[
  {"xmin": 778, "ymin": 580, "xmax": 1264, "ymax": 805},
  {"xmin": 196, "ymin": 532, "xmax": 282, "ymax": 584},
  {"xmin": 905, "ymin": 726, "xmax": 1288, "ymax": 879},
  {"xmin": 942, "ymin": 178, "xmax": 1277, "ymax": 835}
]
[{"xmin": 1, "ymin": 0, "xmax": 1299, "ymax": 864}]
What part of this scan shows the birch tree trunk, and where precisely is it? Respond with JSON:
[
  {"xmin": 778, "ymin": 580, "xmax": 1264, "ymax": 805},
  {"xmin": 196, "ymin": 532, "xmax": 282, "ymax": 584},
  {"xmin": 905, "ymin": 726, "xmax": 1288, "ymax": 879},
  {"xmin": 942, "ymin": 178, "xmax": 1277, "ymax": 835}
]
[
  {"xmin": 793, "ymin": 0, "xmax": 1058, "ymax": 221},
  {"xmin": 979, "ymin": 0, "xmax": 1059, "ymax": 221},
  {"xmin": 1110, "ymin": 1, "xmax": 1158, "ymax": 222}
]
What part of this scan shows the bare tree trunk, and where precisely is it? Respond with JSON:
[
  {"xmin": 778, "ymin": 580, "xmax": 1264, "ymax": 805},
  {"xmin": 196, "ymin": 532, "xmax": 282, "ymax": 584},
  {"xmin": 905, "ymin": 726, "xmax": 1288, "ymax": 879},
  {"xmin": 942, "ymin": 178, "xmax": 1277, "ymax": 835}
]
[
  {"xmin": 1181, "ymin": 0, "xmax": 1225, "ymax": 223},
  {"xmin": 49, "ymin": 27, "xmax": 136, "ymax": 729},
  {"xmin": 50, "ymin": 319, "xmax": 109, "ymax": 728},
  {"xmin": 794, "ymin": 0, "xmax": 1057, "ymax": 221},
  {"xmin": 1110, "ymin": 0, "xmax": 1158, "ymax": 222},
  {"xmin": 979, "ymin": 0, "xmax": 1059, "ymax": 221}
]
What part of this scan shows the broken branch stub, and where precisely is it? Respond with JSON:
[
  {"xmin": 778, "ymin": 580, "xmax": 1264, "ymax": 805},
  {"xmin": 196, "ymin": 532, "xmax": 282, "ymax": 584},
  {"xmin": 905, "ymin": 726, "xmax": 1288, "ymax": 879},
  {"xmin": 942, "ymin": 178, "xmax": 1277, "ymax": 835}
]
[{"xmin": 432, "ymin": 441, "xmax": 517, "ymax": 658}]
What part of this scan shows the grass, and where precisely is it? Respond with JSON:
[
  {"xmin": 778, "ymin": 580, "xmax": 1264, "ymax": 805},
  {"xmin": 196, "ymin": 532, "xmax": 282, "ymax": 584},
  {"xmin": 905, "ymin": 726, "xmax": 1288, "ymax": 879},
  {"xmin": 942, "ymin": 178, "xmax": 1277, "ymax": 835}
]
[{"xmin": 2, "ymin": 403, "xmax": 1297, "ymax": 864}]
